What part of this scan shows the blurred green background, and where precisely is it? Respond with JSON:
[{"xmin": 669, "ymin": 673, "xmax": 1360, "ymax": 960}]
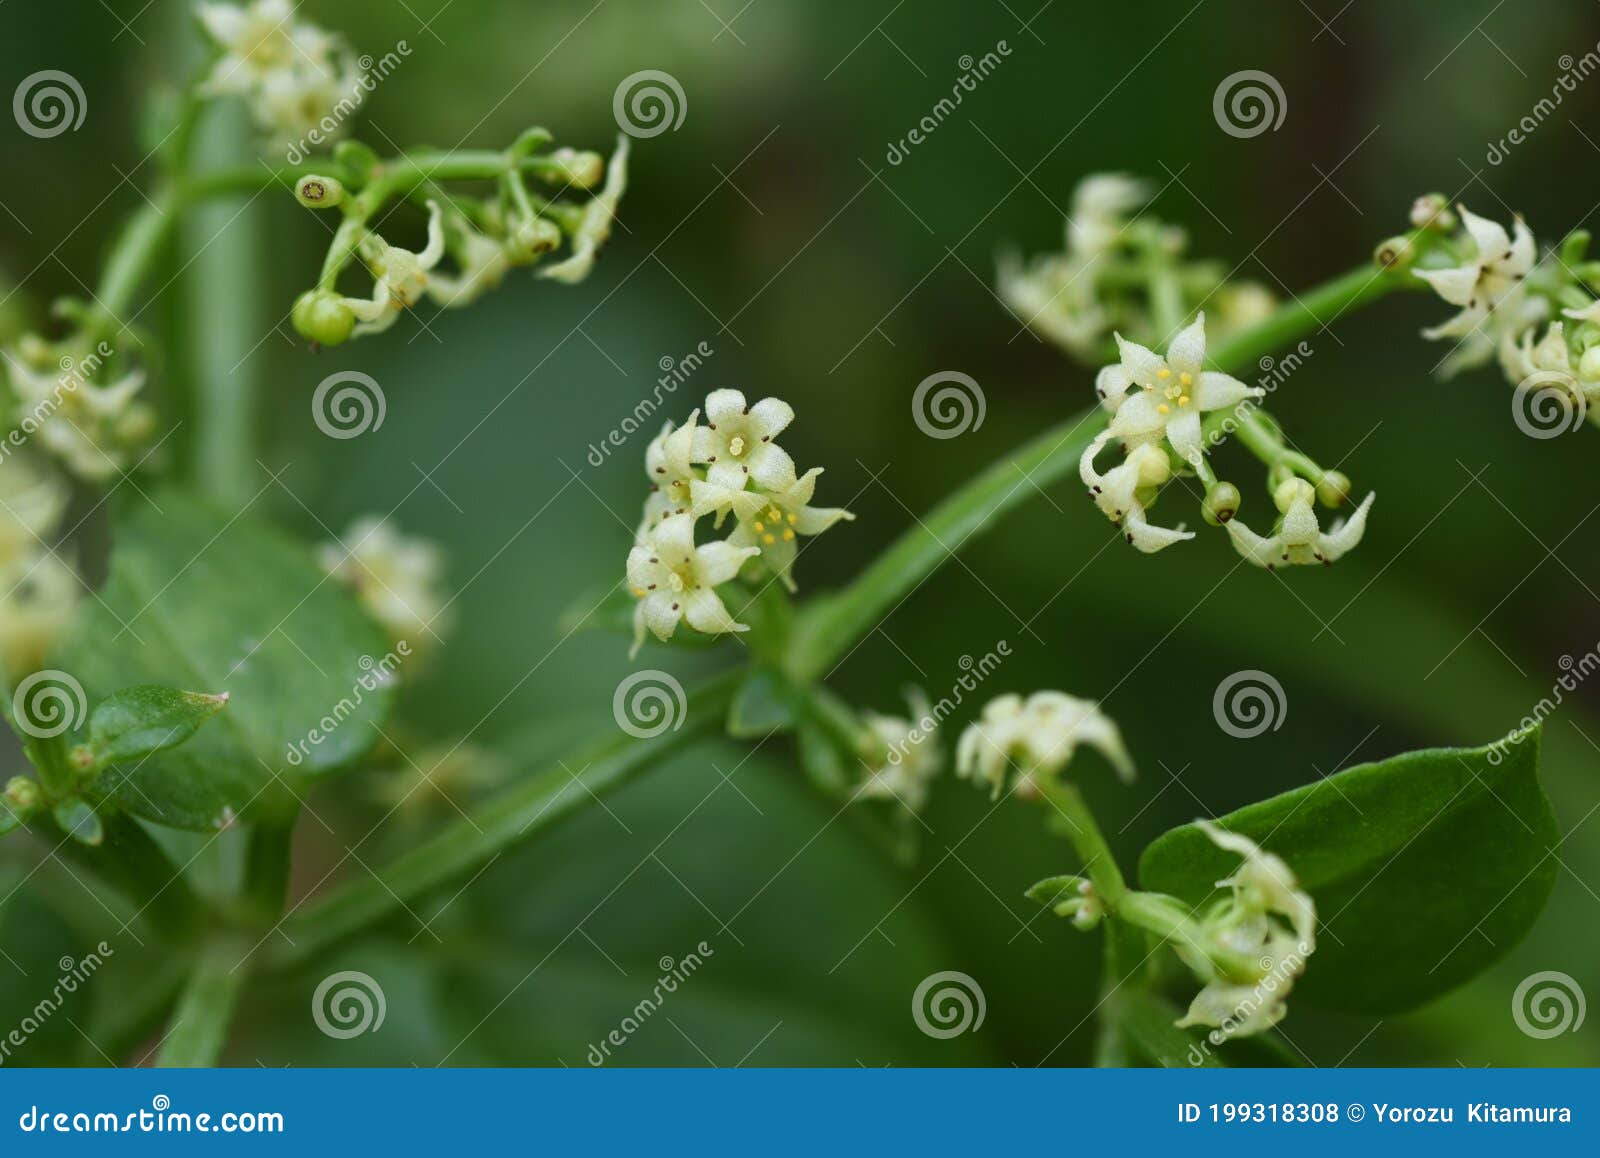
[{"xmin": 2, "ymin": 0, "xmax": 1599, "ymax": 1066}]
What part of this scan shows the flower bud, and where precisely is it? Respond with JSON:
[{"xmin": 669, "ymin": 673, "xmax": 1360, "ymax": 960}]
[
  {"xmin": 292, "ymin": 289, "xmax": 356, "ymax": 346},
  {"xmin": 1202, "ymin": 481, "xmax": 1241, "ymax": 525},
  {"xmin": 1273, "ymin": 477, "xmax": 1315, "ymax": 514},
  {"xmin": 1409, "ymin": 193, "xmax": 1454, "ymax": 231},
  {"xmin": 4, "ymin": 776, "xmax": 40, "ymax": 812},
  {"xmin": 547, "ymin": 147, "xmax": 604, "ymax": 189},
  {"xmin": 1580, "ymin": 345, "xmax": 1600, "ymax": 384},
  {"xmin": 505, "ymin": 215, "xmax": 562, "ymax": 265},
  {"xmin": 1374, "ymin": 234, "xmax": 1415, "ymax": 269},
  {"xmin": 1315, "ymin": 468, "xmax": 1352, "ymax": 507},
  {"xmin": 295, "ymin": 174, "xmax": 345, "ymax": 209}
]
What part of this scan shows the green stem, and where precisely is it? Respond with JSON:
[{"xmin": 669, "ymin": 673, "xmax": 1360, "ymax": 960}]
[
  {"xmin": 180, "ymin": 151, "xmax": 583, "ymax": 202},
  {"xmin": 788, "ymin": 262, "xmax": 1417, "ymax": 680},
  {"xmin": 264, "ymin": 671, "xmax": 741, "ymax": 971},
  {"xmin": 1036, "ymin": 778, "xmax": 1127, "ymax": 908},
  {"xmin": 242, "ymin": 810, "xmax": 297, "ymax": 923},
  {"xmin": 156, "ymin": 937, "xmax": 249, "ymax": 1067}
]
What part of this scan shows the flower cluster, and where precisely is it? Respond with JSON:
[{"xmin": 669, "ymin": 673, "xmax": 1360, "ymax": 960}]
[
  {"xmin": 290, "ymin": 135, "xmax": 627, "ymax": 346},
  {"xmin": 1407, "ymin": 196, "xmax": 1600, "ymax": 430},
  {"xmin": 955, "ymin": 690, "xmax": 1133, "ymax": 798},
  {"xmin": 1000, "ymin": 173, "xmax": 1276, "ymax": 363},
  {"xmin": 196, "ymin": 0, "xmax": 362, "ymax": 151},
  {"xmin": 1079, "ymin": 313, "xmax": 1375, "ymax": 566},
  {"xmin": 2, "ymin": 334, "xmax": 155, "ymax": 482},
  {"xmin": 627, "ymin": 389, "xmax": 852, "ymax": 655},
  {"xmin": 320, "ymin": 516, "xmax": 450, "ymax": 655},
  {"xmin": 1172, "ymin": 821, "xmax": 1317, "ymax": 1041},
  {"xmin": 0, "ymin": 455, "xmax": 78, "ymax": 678},
  {"xmin": 854, "ymin": 690, "xmax": 943, "ymax": 813}
]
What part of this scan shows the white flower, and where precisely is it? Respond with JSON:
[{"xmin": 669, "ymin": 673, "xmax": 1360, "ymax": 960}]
[
  {"xmin": 1098, "ymin": 314, "xmax": 1263, "ymax": 464},
  {"xmin": 1499, "ymin": 321, "xmax": 1600, "ymax": 420},
  {"xmin": 1173, "ymin": 820, "xmax": 1316, "ymax": 1042},
  {"xmin": 249, "ymin": 58, "xmax": 360, "ymax": 150},
  {"xmin": 639, "ymin": 411, "xmax": 701, "ymax": 539},
  {"xmin": 425, "ymin": 223, "xmax": 512, "ymax": 309},
  {"xmin": 691, "ymin": 388, "xmax": 796, "ymax": 491},
  {"xmin": 996, "ymin": 249, "xmax": 1107, "ymax": 357},
  {"xmin": 0, "ymin": 456, "xmax": 69, "ymax": 570},
  {"xmin": 1068, "ymin": 173, "xmax": 1149, "ymax": 257},
  {"xmin": 3, "ymin": 348, "xmax": 153, "ymax": 482},
  {"xmin": 1417, "ymin": 206, "xmax": 1536, "ymax": 343},
  {"xmin": 1226, "ymin": 479, "xmax": 1374, "ymax": 568},
  {"xmin": 715, "ymin": 465, "xmax": 853, "ymax": 592},
  {"xmin": 543, "ymin": 136, "xmax": 630, "ymax": 284},
  {"xmin": 956, "ymin": 691, "xmax": 1134, "ymax": 799},
  {"xmin": 855, "ymin": 691, "xmax": 942, "ymax": 813},
  {"xmin": 339, "ymin": 201, "xmax": 447, "ymax": 337},
  {"xmin": 1078, "ymin": 431, "xmax": 1192, "ymax": 554},
  {"xmin": 626, "ymin": 512, "xmax": 757, "ymax": 656},
  {"xmin": 320, "ymin": 516, "xmax": 449, "ymax": 649}
]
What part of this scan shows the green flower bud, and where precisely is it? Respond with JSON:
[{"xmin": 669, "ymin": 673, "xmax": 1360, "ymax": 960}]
[
  {"xmin": 1374, "ymin": 234, "xmax": 1415, "ymax": 269},
  {"xmin": 1315, "ymin": 469, "xmax": 1352, "ymax": 508},
  {"xmin": 292, "ymin": 289, "xmax": 356, "ymax": 346},
  {"xmin": 1409, "ymin": 193, "xmax": 1454, "ymax": 231},
  {"xmin": 1203, "ymin": 481, "xmax": 1242, "ymax": 525},
  {"xmin": 5, "ymin": 776, "xmax": 41, "ymax": 812},
  {"xmin": 546, "ymin": 147, "xmax": 604, "ymax": 189},
  {"xmin": 1581, "ymin": 346, "xmax": 1600, "ymax": 384},
  {"xmin": 295, "ymin": 174, "xmax": 345, "ymax": 209},
  {"xmin": 505, "ymin": 215, "xmax": 562, "ymax": 265}
]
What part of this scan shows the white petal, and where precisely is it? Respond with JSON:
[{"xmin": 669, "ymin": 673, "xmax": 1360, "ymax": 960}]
[
  {"xmin": 747, "ymin": 397, "xmax": 795, "ymax": 440},
  {"xmin": 1166, "ymin": 408, "xmax": 1204, "ymax": 464},
  {"xmin": 1458, "ymin": 205, "xmax": 1510, "ymax": 263},
  {"xmin": 1225, "ymin": 517, "xmax": 1280, "ymax": 568},
  {"xmin": 650, "ymin": 512, "xmax": 696, "ymax": 562},
  {"xmin": 745, "ymin": 443, "xmax": 796, "ymax": 491},
  {"xmin": 1106, "ymin": 391, "xmax": 1167, "ymax": 441},
  {"xmin": 1095, "ymin": 364, "xmax": 1134, "ymax": 411},
  {"xmin": 1415, "ymin": 265, "xmax": 1481, "ymax": 308},
  {"xmin": 1319, "ymin": 491, "xmax": 1375, "ymax": 563},
  {"xmin": 1114, "ymin": 333, "xmax": 1165, "ymax": 389},
  {"xmin": 1165, "ymin": 313, "xmax": 1207, "ymax": 377},
  {"xmin": 1122, "ymin": 505, "xmax": 1193, "ymax": 553},
  {"xmin": 695, "ymin": 540, "xmax": 758, "ymax": 585},
  {"xmin": 1505, "ymin": 216, "xmax": 1536, "ymax": 274},
  {"xmin": 682, "ymin": 587, "xmax": 746, "ymax": 634},
  {"xmin": 641, "ymin": 591, "xmax": 682, "ymax": 642},
  {"xmin": 704, "ymin": 388, "xmax": 748, "ymax": 427},
  {"xmin": 1193, "ymin": 370, "xmax": 1260, "ymax": 412}
]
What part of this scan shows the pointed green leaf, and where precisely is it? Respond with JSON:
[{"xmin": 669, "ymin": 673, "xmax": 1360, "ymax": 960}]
[
  {"xmin": 55, "ymin": 493, "xmax": 395, "ymax": 830},
  {"xmin": 53, "ymin": 798, "xmax": 103, "ymax": 846},
  {"xmin": 87, "ymin": 685, "xmax": 230, "ymax": 768},
  {"xmin": 727, "ymin": 668, "xmax": 796, "ymax": 738},
  {"xmin": 1138, "ymin": 728, "xmax": 1559, "ymax": 1014}
]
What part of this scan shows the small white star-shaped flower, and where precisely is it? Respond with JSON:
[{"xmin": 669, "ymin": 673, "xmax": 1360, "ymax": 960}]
[
  {"xmin": 340, "ymin": 201, "xmax": 447, "ymax": 337},
  {"xmin": 692, "ymin": 388, "xmax": 797, "ymax": 491},
  {"xmin": 956, "ymin": 691, "xmax": 1134, "ymax": 799},
  {"xmin": 638, "ymin": 411, "xmax": 701, "ymax": 539},
  {"xmin": 1099, "ymin": 314, "xmax": 1263, "ymax": 464},
  {"xmin": 1225, "ymin": 479, "xmax": 1374, "ymax": 569},
  {"xmin": 626, "ymin": 512, "xmax": 757, "ymax": 656},
  {"xmin": 543, "ymin": 136, "xmax": 630, "ymax": 284},
  {"xmin": 715, "ymin": 464, "xmax": 853, "ymax": 591},
  {"xmin": 1417, "ymin": 205, "xmax": 1535, "ymax": 342},
  {"xmin": 1078, "ymin": 431, "xmax": 1192, "ymax": 554}
]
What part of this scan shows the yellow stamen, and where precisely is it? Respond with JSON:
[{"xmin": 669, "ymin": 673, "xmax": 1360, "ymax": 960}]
[
  {"xmin": 1157, "ymin": 403, "xmax": 1170, "ymax": 415},
  {"xmin": 1179, "ymin": 371, "xmax": 1193, "ymax": 386},
  {"xmin": 762, "ymin": 533, "xmax": 776, "ymax": 545},
  {"xmin": 753, "ymin": 520, "xmax": 765, "ymax": 533},
  {"xmin": 782, "ymin": 529, "xmax": 795, "ymax": 541},
  {"xmin": 1179, "ymin": 394, "xmax": 1190, "ymax": 406},
  {"xmin": 1157, "ymin": 367, "xmax": 1171, "ymax": 379}
]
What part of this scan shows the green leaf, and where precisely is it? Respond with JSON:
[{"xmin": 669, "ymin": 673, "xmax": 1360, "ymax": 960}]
[
  {"xmin": 1138, "ymin": 728, "xmax": 1559, "ymax": 1015},
  {"xmin": 55, "ymin": 493, "xmax": 395, "ymax": 830},
  {"xmin": 86, "ymin": 685, "xmax": 230, "ymax": 768},
  {"xmin": 726, "ymin": 668, "xmax": 796, "ymax": 738},
  {"xmin": 52, "ymin": 797, "xmax": 103, "ymax": 846}
]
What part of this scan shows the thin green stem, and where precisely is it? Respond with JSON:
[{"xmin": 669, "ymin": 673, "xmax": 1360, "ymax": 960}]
[
  {"xmin": 1037, "ymin": 778, "xmax": 1127, "ymax": 908},
  {"xmin": 156, "ymin": 937, "xmax": 249, "ymax": 1067},
  {"xmin": 242, "ymin": 810, "xmax": 297, "ymax": 923},
  {"xmin": 264, "ymin": 671, "xmax": 741, "ymax": 971}
]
